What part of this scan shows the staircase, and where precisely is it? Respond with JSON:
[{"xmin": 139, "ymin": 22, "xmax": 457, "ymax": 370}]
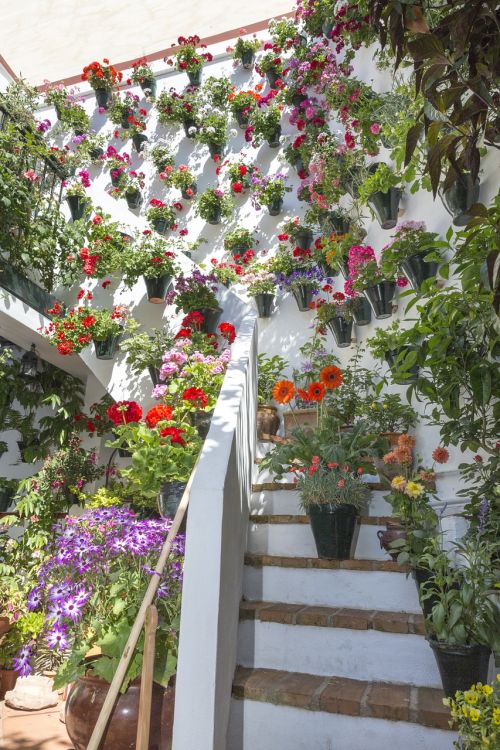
[{"xmin": 227, "ymin": 439, "xmax": 456, "ymax": 749}]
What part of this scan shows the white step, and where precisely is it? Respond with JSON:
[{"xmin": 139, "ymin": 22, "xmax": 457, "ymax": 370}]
[
  {"xmin": 227, "ymin": 699, "xmax": 454, "ymax": 750},
  {"xmin": 237, "ymin": 620, "xmax": 441, "ymax": 687},
  {"xmin": 250, "ymin": 490, "xmax": 393, "ymax": 517},
  {"xmin": 247, "ymin": 519, "xmax": 388, "ymax": 560},
  {"xmin": 243, "ymin": 566, "xmax": 421, "ymax": 613}
]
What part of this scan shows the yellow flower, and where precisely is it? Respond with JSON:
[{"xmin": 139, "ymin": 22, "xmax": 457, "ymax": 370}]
[
  {"xmin": 462, "ymin": 705, "xmax": 469, "ymax": 717},
  {"xmin": 464, "ymin": 690, "xmax": 479, "ymax": 705},
  {"xmin": 404, "ymin": 481, "xmax": 425, "ymax": 498},
  {"xmin": 382, "ymin": 404, "xmax": 388, "ymax": 409},
  {"xmin": 370, "ymin": 402, "xmax": 377, "ymax": 410},
  {"xmin": 481, "ymin": 684, "xmax": 493, "ymax": 696},
  {"xmin": 493, "ymin": 707, "xmax": 500, "ymax": 725},
  {"xmin": 469, "ymin": 708, "xmax": 480, "ymax": 722},
  {"xmin": 391, "ymin": 475, "xmax": 407, "ymax": 491},
  {"xmin": 497, "ymin": 674, "xmax": 500, "ymax": 684}
]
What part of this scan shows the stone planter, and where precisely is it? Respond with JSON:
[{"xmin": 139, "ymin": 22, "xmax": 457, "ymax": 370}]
[
  {"xmin": 144, "ymin": 275, "xmax": 172, "ymax": 304},
  {"xmin": 326, "ymin": 316, "xmax": 353, "ymax": 348},
  {"xmin": 367, "ymin": 187, "xmax": 402, "ymax": 230},
  {"xmin": 66, "ymin": 195, "xmax": 90, "ymax": 221},
  {"xmin": 400, "ymin": 252, "xmax": 438, "ymax": 290},
  {"xmin": 256, "ymin": 406, "xmax": 280, "ymax": 439},
  {"xmin": 94, "ymin": 333, "xmax": 122, "ymax": 360},
  {"xmin": 254, "ymin": 293, "xmax": 275, "ymax": 318},
  {"xmin": 364, "ymin": 281, "xmax": 396, "ymax": 319},
  {"xmin": 292, "ymin": 284, "xmax": 314, "ymax": 312},
  {"xmin": 428, "ymin": 640, "xmax": 491, "ymax": 698},
  {"xmin": 94, "ymin": 88, "xmax": 111, "ymax": 109},
  {"xmin": 308, "ymin": 503, "xmax": 358, "ymax": 560}
]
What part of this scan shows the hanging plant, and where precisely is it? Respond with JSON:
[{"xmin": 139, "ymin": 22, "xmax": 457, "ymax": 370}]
[
  {"xmin": 247, "ymin": 104, "xmax": 282, "ymax": 148},
  {"xmin": 43, "ymin": 300, "xmax": 132, "ymax": 356},
  {"xmin": 166, "ymin": 35, "xmax": 213, "ymax": 86},
  {"xmin": 130, "ymin": 57, "xmax": 156, "ymax": 98},
  {"xmin": 195, "ymin": 188, "xmax": 234, "ymax": 225},
  {"xmin": 231, "ymin": 36, "xmax": 262, "ymax": 69},
  {"xmin": 146, "ymin": 199, "xmax": 179, "ymax": 235}
]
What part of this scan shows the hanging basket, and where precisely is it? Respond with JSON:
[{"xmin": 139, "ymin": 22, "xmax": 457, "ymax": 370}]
[
  {"xmin": 94, "ymin": 88, "xmax": 111, "ymax": 109},
  {"xmin": 205, "ymin": 207, "xmax": 222, "ymax": 225},
  {"xmin": 267, "ymin": 127, "xmax": 281, "ymax": 148},
  {"xmin": 190, "ymin": 307, "xmax": 222, "ymax": 333},
  {"xmin": 181, "ymin": 183, "xmax": 197, "ymax": 200},
  {"xmin": 66, "ymin": 195, "xmax": 90, "ymax": 221},
  {"xmin": 208, "ymin": 142, "xmax": 226, "ymax": 159},
  {"xmin": 326, "ymin": 316, "xmax": 353, "ymax": 348},
  {"xmin": 367, "ymin": 187, "xmax": 402, "ymax": 230},
  {"xmin": 399, "ymin": 252, "xmax": 439, "ymax": 290},
  {"xmin": 125, "ymin": 189, "xmax": 142, "ymax": 210},
  {"xmin": 236, "ymin": 109, "xmax": 250, "ymax": 129},
  {"xmin": 266, "ymin": 70, "xmax": 281, "ymax": 88},
  {"xmin": 151, "ymin": 217, "xmax": 171, "ymax": 236},
  {"xmin": 93, "ymin": 333, "xmax": 122, "ymax": 360},
  {"xmin": 364, "ymin": 281, "xmax": 396, "ymax": 319},
  {"xmin": 254, "ymin": 293, "xmax": 275, "ymax": 318},
  {"xmin": 183, "ymin": 118, "xmax": 198, "ymax": 138},
  {"xmin": 140, "ymin": 77, "xmax": 157, "ymax": 99},
  {"xmin": 291, "ymin": 284, "xmax": 314, "ymax": 312},
  {"xmin": 144, "ymin": 275, "xmax": 172, "ymax": 304}
]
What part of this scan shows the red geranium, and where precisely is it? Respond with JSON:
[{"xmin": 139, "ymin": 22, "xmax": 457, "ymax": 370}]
[
  {"xmin": 182, "ymin": 311, "xmax": 205, "ymax": 330},
  {"xmin": 107, "ymin": 401, "xmax": 143, "ymax": 425},
  {"xmin": 183, "ymin": 387, "xmax": 209, "ymax": 408},
  {"xmin": 145, "ymin": 404, "xmax": 173, "ymax": 428},
  {"xmin": 218, "ymin": 322, "xmax": 236, "ymax": 344},
  {"xmin": 160, "ymin": 426, "xmax": 186, "ymax": 446},
  {"xmin": 175, "ymin": 328, "xmax": 192, "ymax": 339}
]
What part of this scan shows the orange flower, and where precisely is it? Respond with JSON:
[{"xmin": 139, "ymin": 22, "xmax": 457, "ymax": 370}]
[
  {"xmin": 297, "ymin": 388, "xmax": 310, "ymax": 402},
  {"xmin": 320, "ymin": 365, "xmax": 343, "ymax": 390},
  {"xmin": 272, "ymin": 380, "xmax": 295, "ymax": 404},
  {"xmin": 432, "ymin": 447, "xmax": 449, "ymax": 464},
  {"xmin": 145, "ymin": 404, "xmax": 173, "ymax": 428},
  {"xmin": 398, "ymin": 434, "xmax": 416, "ymax": 449},
  {"xmin": 308, "ymin": 382, "xmax": 325, "ymax": 402}
]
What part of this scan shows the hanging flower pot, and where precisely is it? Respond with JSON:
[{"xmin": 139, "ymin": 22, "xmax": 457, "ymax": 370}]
[
  {"xmin": 181, "ymin": 183, "xmax": 197, "ymax": 200},
  {"xmin": 377, "ymin": 521, "xmax": 406, "ymax": 561},
  {"xmin": 266, "ymin": 70, "xmax": 280, "ymax": 88},
  {"xmin": 257, "ymin": 405, "xmax": 280, "ymax": 438},
  {"xmin": 295, "ymin": 156, "xmax": 308, "ymax": 177},
  {"xmin": 110, "ymin": 169, "xmax": 123, "ymax": 187},
  {"xmin": 267, "ymin": 197, "xmax": 283, "ymax": 216},
  {"xmin": 236, "ymin": 110, "xmax": 250, "ymax": 129},
  {"xmin": 65, "ymin": 674, "xmax": 174, "ymax": 750},
  {"xmin": 441, "ymin": 175, "xmax": 480, "ymax": 227},
  {"xmin": 192, "ymin": 410, "xmax": 214, "ymax": 439},
  {"xmin": 158, "ymin": 481, "xmax": 187, "ymax": 532},
  {"xmin": 352, "ymin": 297, "xmax": 372, "ymax": 326},
  {"xmin": 117, "ymin": 448, "xmax": 132, "ymax": 458},
  {"xmin": 94, "ymin": 88, "xmax": 111, "ymax": 110},
  {"xmin": 399, "ymin": 252, "xmax": 438, "ymax": 290},
  {"xmin": 0, "ymin": 488, "xmax": 14, "ymax": 513},
  {"xmin": 148, "ymin": 366, "xmax": 161, "ymax": 385},
  {"xmin": 66, "ymin": 195, "xmax": 90, "ymax": 221},
  {"xmin": 428, "ymin": 640, "xmax": 491, "ymax": 698},
  {"xmin": 229, "ymin": 243, "xmax": 251, "ymax": 258},
  {"xmin": 94, "ymin": 333, "xmax": 122, "ymax": 360},
  {"xmin": 308, "ymin": 503, "xmax": 358, "ymax": 559},
  {"xmin": 254, "ymin": 293, "xmax": 275, "ymax": 318},
  {"xmin": 318, "ymin": 261, "xmax": 339, "ymax": 278},
  {"xmin": 384, "ymin": 347, "xmax": 419, "ymax": 384},
  {"xmin": 183, "ymin": 118, "xmax": 198, "ymax": 138},
  {"xmin": 208, "ymin": 142, "xmax": 226, "ymax": 159},
  {"xmin": 187, "ymin": 69, "xmax": 202, "ymax": 86},
  {"xmin": 151, "ymin": 217, "xmax": 171, "ymax": 236},
  {"xmin": 144, "ymin": 275, "xmax": 172, "ymax": 304},
  {"xmin": 89, "ymin": 146, "xmax": 104, "ymax": 160},
  {"xmin": 194, "ymin": 307, "xmax": 222, "ymax": 333},
  {"xmin": 292, "ymin": 92, "xmax": 307, "ymax": 108},
  {"xmin": 292, "ymin": 284, "xmax": 314, "ymax": 312},
  {"xmin": 364, "ymin": 280, "xmax": 396, "ymax": 319},
  {"xmin": 125, "ymin": 189, "xmax": 142, "ymax": 210},
  {"xmin": 324, "ymin": 211, "xmax": 350, "ymax": 235},
  {"xmin": 267, "ymin": 127, "xmax": 281, "ymax": 148},
  {"xmin": 120, "ymin": 114, "xmax": 131, "ymax": 130},
  {"xmin": 206, "ymin": 207, "xmax": 222, "ymax": 225},
  {"xmin": 132, "ymin": 133, "xmax": 148, "ymax": 153},
  {"xmin": 295, "ymin": 228, "xmax": 313, "ymax": 250},
  {"xmin": 326, "ymin": 316, "xmax": 353, "ymax": 348},
  {"xmin": 322, "ymin": 20, "xmax": 334, "ymax": 37},
  {"xmin": 367, "ymin": 187, "xmax": 402, "ymax": 230},
  {"xmin": 241, "ymin": 49, "xmax": 255, "ymax": 69},
  {"xmin": 140, "ymin": 77, "xmax": 157, "ymax": 99}
]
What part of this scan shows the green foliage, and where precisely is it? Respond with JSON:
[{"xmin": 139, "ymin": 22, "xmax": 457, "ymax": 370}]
[
  {"xmin": 232, "ymin": 37, "xmax": 261, "ymax": 62},
  {"xmin": 120, "ymin": 326, "xmax": 176, "ymax": 375},
  {"xmin": 361, "ymin": 392, "xmax": 417, "ymax": 434},
  {"xmin": 249, "ymin": 105, "xmax": 282, "ymax": 145},
  {"xmin": 0, "ymin": 612, "xmax": 45, "ymax": 669},
  {"xmin": 257, "ymin": 353, "xmax": 288, "ymax": 405},
  {"xmin": 195, "ymin": 188, "xmax": 233, "ymax": 222},
  {"xmin": 223, "ymin": 226, "xmax": 254, "ymax": 251},
  {"xmin": 201, "ymin": 77, "xmax": 232, "ymax": 109},
  {"xmin": 357, "ymin": 162, "xmax": 401, "ymax": 205}
]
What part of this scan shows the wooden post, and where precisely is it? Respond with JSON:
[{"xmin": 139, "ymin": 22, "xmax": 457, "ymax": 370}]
[{"xmin": 136, "ymin": 605, "xmax": 158, "ymax": 750}]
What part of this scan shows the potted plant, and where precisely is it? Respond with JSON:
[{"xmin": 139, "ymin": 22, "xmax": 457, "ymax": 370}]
[
  {"xmin": 170, "ymin": 165, "xmax": 197, "ymax": 200},
  {"xmin": 347, "ymin": 244, "xmax": 401, "ymax": 319},
  {"xmin": 256, "ymin": 50, "xmax": 284, "ymax": 88},
  {"xmin": 65, "ymin": 178, "xmax": 91, "ymax": 222},
  {"xmin": 112, "ymin": 170, "xmax": 145, "ymax": 210},
  {"xmin": 168, "ymin": 34, "xmax": 213, "ymax": 86},
  {"xmin": 195, "ymin": 188, "xmax": 233, "ymax": 225},
  {"xmin": 194, "ymin": 113, "xmax": 228, "ymax": 158},
  {"xmin": 76, "ymin": 131, "xmax": 107, "ymax": 162},
  {"xmin": 225, "ymin": 159, "xmax": 256, "ymax": 194},
  {"xmin": 43, "ymin": 303, "xmax": 132, "ymax": 359},
  {"xmin": 232, "ymin": 36, "xmax": 262, "ymax": 69},
  {"xmin": 201, "ymin": 76, "xmax": 232, "ymax": 109},
  {"xmin": 149, "ymin": 144, "xmax": 175, "ymax": 175},
  {"xmin": 19, "ymin": 506, "xmax": 183, "ymax": 748},
  {"xmin": 314, "ymin": 291, "xmax": 357, "ymax": 348},
  {"xmin": 280, "ymin": 217, "xmax": 314, "ymax": 251},
  {"xmin": 362, "ymin": 396, "xmax": 417, "ymax": 483},
  {"xmin": 146, "ymin": 199, "xmax": 178, "ymax": 236},
  {"xmin": 108, "ymin": 91, "xmax": 140, "ymax": 130},
  {"xmin": 251, "ymin": 172, "xmax": 291, "ymax": 216},
  {"xmin": 380, "ymin": 221, "xmax": 445, "ymax": 290},
  {"xmin": 156, "ymin": 87, "xmax": 200, "ymax": 136},
  {"xmin": 130, "ymin": 56, "xmax": 156, "ymax": 99},
  {"xmin": 446, "ymin": 676, "xmax": 499, "ymax": 748},
  {"xmin": 0, "ymin": 613, "xmax": 45, "ymax": 699},
  {"xmin": 81, "ymin": 59, "xmax": 123, "ymax": 109},
  {"xmin": 247, "ymin": 104, "xmax": 282, "ymax": 148},
  {"xmin": 276, "ymin": 266, "xmax": 323, "ymax": 312},
  {"xmin": 223, "ymin": 226, "xmax": 254, "ymax": 257},
  {"xmin": 298, "ymin": 459, "xmax": 370, "ymax": 559},
  {"xmin": 227, "ymin": 89, "xmax": 260, "ymax": 129},
  {"xmin": 256, "ymin": 354, "xmax": 288, "ymax": 437},
  {"xmin": 419, "ymin": 536, "xmax": 499, "ymax": 697},
  {"xmin": 242, "ymin": 264, "xmax": 276, "ymax": 318},
  {"xmin": 440, "ymin": 172, "xmax": 481, "ymax": 227},
  {"xmin": 120, "ymin": 327, "xmax": 175, "ymax": 385},
  {"xmin": 366, "ymin": 321, "xmax": 420, "ymax": 384},
  {"xmin": 166, "ymin": 271, "xmax": 220, "ymax": 331},
  {"xmin": 358, "ymin": 163, "xmax": 403, "ymax": 230},
  {"xmin": 207, "ymin": 259, "xmax": 240, "ymax": 288},
  {"xmin": 122, "ymin": 232, "xmax": 180, "ymax": 303},
  {"xmin": 128, "ymin": 111, "xmax": 149, "ymax": 153}
]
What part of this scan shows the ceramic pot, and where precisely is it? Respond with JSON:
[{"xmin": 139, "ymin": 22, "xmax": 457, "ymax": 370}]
[
  {"xmin": 428, "ymin": 640, "xmax": 491, "ymax": 698},
  {"xmin": 368, "ymin": 187, "xmax": 402, "ymax": 230},
  {"xmin": 295, "ymin": 228, "xmax": 313, "ymax": 250},
  {"xmin": 181, "ymin": 183, "xmax": 197, "ymax": 200},
  {"xmin": 254, "ymin": 293, "xmax": 274, "ymax": 318},
  {"xmin": 377, "ymin": 521, "xmax": 406, "ymax": 561},
  {"xmin": 241, "ymin": 49, "xmax": 255, "ymax": 69},
  {"xmin": 0, "ymin": 669, "xmax": 17, "ymax": 700},
  {"xmin": 308, "ymin": 503, "xmax": 358, "ymax": 559},
  {"xmin": 144, "ymin": 275, "xmax": 172, "ymax": 304},
  {"xmin": 187, "ymin": 70, "xmax": 202, "ymax": 87},
  {"xmin": 441, "ymin": 175, "xmax": 480, "ymax": 227},
  {"xmin": 140, "ymin": 77, "xmax": 157, "ymax": 99},
  {"xmin": 158, "ymin": 482, "xmax": 187, "ymax": 533},
  {"xmin": 267, "ymin": 197, "xmax": 283, "ymax": 216},
  {"xmin": 352, "ymin": 297, "xmax": 372, "ymax": 326},
  {"xmin": 256, "ymin": 405, "xmax": 280, "ymax": 438},
  {"xmin": 292, "ymin": 284, "xmax": 314, "ymax": 312},
  {"xmin": 66, "ymin": 195, "xmax": 90, "ymax": 221},
  {"xmin": 94, "ymin": 88, "xmax": 111, "ymax": 109},
  {"xmin": 400, "ymin": 252, "xmax": 438, "ymax": 290},
  {"xmin": 183, "ymin": 118, "xmax": 198, "ymax": 138},
  {"xmin": 152, "ymin": 217, "xmax": 171, "ymax": 236},
  {"xmin": 94, "ymin": 333, "xmax": 122, "ymax": 360},
  {"xmin": 192, "ymin": 410, "xmax": 214, "ymax": 440},
  {"xmin": 65, "ymin": 675, "xmax": 174, "ymax": 750},
  {"xmin": 132, "ymin": 133, "xmax": 148, "ymax": 153},
  {"xmin": 266, "ymin": 70, "xmax": 281, "ymax": 88},
  {"xmin": 267, "ymin": 127, "xmax": 281, "ymax": 148},
  {"xmin": 364, "ymin": 281, "xmax": 396, "ymax": 319},
  {"xmin": 125, "ymin": 189, "xmax": 142, "ymax": 210},
  {"xmin": 326, "ymin": 316, "xmax": 353, "ymax": 348}
]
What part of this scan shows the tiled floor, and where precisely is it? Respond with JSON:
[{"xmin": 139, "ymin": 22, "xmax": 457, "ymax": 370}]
[{"xmin": 1, "ymin": 700, "xmax": 73, "ymax": 750}]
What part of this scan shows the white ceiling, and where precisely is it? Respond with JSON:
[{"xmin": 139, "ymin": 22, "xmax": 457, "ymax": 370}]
[{"xmin": 0, "ymin": 0, "xmax": 293, "ymax": 84}]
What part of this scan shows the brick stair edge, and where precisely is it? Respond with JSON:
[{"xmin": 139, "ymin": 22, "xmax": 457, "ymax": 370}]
[
  {"xmin": 249, "ymin": 513, "xmax": 394, "ymax": 526},
  {"xmin": 244, "ymin": 552, "xmax": 409, "ymax": 573}
]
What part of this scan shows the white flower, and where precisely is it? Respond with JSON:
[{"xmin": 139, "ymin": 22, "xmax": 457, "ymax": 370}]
[
  {"xmin": 230, "ymin": 128, "xmax": 238, "ymax": 138},
  {"xmin": 188, "ymin": 126, "xmax": 197, "ymax": 135},
  {"xmin": 206, "ymin": 126, "xmax": 216, "ymax": 134}
]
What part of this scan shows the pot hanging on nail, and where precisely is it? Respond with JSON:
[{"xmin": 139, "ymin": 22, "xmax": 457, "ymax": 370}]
[
  {"xmin": 267, "ymin": 197, "xmax": 283, "ymax": 216},
  {"xmin": 399, "ymin": 252, "xmax": 438, "ymax": 290},
  {"xmin": 94, "ymin": 88, "xmax": 111, "ymax": 110},
  {"xmin": 241, "ymin": 49, "xmax": 255, "ymax": 69},
  {"xmin": 367, "ymin": 187, "xmax": 402, "ymax": 230},
  {"xmin": 144, "ymin": 274, "xmax": 171, "ymax": 304},
  {"xmin": 440, "ymin": 175, "xmax": 480, "ymax": 227},
  {"xmin": 254, "ymin": 293, "xmax": 275, "ymax": 318},
  {"xmin": 326, "ymin": 315, "xmax": 353, "ymax": 348},
  {"xmin": 364, "ymin": 280, "xmax": 396, "ymax": 319}
]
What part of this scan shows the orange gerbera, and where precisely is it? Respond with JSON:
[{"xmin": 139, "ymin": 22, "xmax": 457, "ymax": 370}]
[
  {"xmin": 297, "ymin": 388, "xmax": 310, "ymax": 402},
  {"xmin": 272, "ymin": 380, "xmax": 295, "ymax": 404},
  {"xmin": 308, "ymin": 382, "xmax": 325, "ymax": 402},
  {"xmin": 320, "ymin": 365, "xmax": 343, "ymax": 390}
]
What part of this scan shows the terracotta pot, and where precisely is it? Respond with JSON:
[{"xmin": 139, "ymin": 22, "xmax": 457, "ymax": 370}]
[
  {"xmin": 0, "ymin": 616, "xmax": 10, "ymax": 636},
  {"xmin": 65, "ymin": 675, "xmax": 175, "ymax": 750},
  {"xmin": 283, "ymin": 408, "xmax": 317, "ymax": 437},
  {"xmin": 0, "ymin": 669, "xmax": 18, "ymax": 699},
  {"xmin": 380, "ymin": 431, "xmax": 403, "ymax": 447},
  {"xmin": 377, "ymin": 521, "xmax": 406, "ymax": 561},
  {"xmin": 256, "ymin": 406, "xmax": 280, "ymax": 438}
]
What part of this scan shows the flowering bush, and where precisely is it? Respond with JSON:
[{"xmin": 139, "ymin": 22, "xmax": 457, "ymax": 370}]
[
  {"xmin": 43, "ymin": 303, "xmax": 130, "ymax": 355},
  {"xmin": 122, "ymin": 232, "xmax": 181, "ymax": 287},
  {"xmin": 156, "ymin": 87, "xmax": 200, "ymax": 126},
  {"xmin": 195, "ymin": 188, "xmax": 234, "ymax": 222},
  {"xmin": 167, "ymin": 35, "xmax": 213, "ymax": 75},
  {"xmin": 81, "ymin": 59, "xmax": 122, "ymax": 91},
  {"xmin": 18, "ymin": 507, "xmax": 184, "ymax": 688},
  {"xmin": 296, "ymin": 460, "xmax": 370, "ymax": 511},
  {"xmin": 166, "ymin": 271, "xmax": 219, "ymax": 313}
]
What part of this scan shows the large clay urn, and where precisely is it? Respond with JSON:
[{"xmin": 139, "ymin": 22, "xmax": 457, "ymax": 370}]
[
  {"xmin": 256, "ymin": 405, "xmax": 280, "ymax": 439},
  {"xmin": 65, "ymin": 675, "xmax": 175, "ymax": 750}
]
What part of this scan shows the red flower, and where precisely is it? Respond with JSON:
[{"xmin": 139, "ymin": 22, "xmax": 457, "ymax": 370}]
[
  {"xmin": 183, "ymin": 387, "xmax": 209, "ymax": 408},
  {"xmin": 145, "ymin": 404, "xmax": 173, "ymax": 428},
  {"xmin": 432, "ymin": 447, "xmax": 449, "ymax": 464},
  {"xmin": 102, "ymin": 279, "xmax": 111, "ymax": 289},
  {"xmin": 107, "ymin": 401, "xmax": 143, "ymax": 426},
  {"xmin": 81, "ymin": 315, "xmax": 96, "ymax": 329},
  {"xmin": 182, "ymin": 311, "xmax": 205, "ymax": 329},
  {"xmin": 175, "ymin": 328, "xmax": 192, "ymax": 339},
  {"xmin": 57, "ymin": 341, "xmax": 74, "ymax": 355},
  {"xmin": 179, "ymin": 228, "xmax": 188, "ymax": 236},
  {"xmin": 160, "ymin": 426, "xmax": 186, "ymax": 446},
  {"xmin": 232, "ymin": 181, "xmax": 243, "ymax": 194},
  {"xmin": 238, "ymin": 165, "xmax": 248, "ymax": 176},
  {"xmin": 218, "ymin": 322, "xmax": 236, "ymax": 344},
  {"xmin": 277, "ymin": 233, "xmax": 289, "ymax": 241}
]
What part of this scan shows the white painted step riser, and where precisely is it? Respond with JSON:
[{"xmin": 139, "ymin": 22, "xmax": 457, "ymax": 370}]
[
  {"xmin": 228, "ymin": 699, "xmax": 455, "ymax": 750},
  {"xmin": 250, "ymin": 490, "xmax": 393, "ymax": 517},
  {"xmin": 243, "ymin": 567, "xmax": 421, "ymax": 613},
  {"xmin": 237, "ymin": 621, "xmax": 441, "ymax": 688},
  {"xmin": 247, "ymin": 522, "xmax": 388, "ymax": 560}
]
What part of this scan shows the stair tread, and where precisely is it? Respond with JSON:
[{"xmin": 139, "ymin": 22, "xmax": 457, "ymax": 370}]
[
  {"xmin": 232, "ymin": 666, "xmax": 452, "ymax": 731},
  {"xmin": 249, "ymin": 513, "xmax": 394, "ymax": 526},
  {"xmin": 240, "ymin": 600, "xmax": 424, "ymax": 634},
  {"xmin": 252, "ymin": 481, "xmax": 385, "ymax": 492},
  {"xmin": 245, "ymin": 552, "xmax": 409, "ymax": 573}
]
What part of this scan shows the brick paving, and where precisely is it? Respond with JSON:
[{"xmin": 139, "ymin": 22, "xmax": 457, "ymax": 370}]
[{"xmin": 1, "ymin": 700, "xmax": 73, "ymax": 750}]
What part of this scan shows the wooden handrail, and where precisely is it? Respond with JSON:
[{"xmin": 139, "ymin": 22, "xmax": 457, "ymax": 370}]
[{"xmin": 85, "ymin": 455, "xmax": 200, "ymax": 750}]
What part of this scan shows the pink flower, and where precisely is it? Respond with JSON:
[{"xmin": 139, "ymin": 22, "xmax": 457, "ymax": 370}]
[
  {"xmin": 396, "ymin": 276, "xmax": 409, "ymax": 288},
  {"xmin": 370, "ymin": 123, "xmax": 381, "ymax": 135}
]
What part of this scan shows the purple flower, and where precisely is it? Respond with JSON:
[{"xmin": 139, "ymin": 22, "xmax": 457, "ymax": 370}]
[
  {"xmin": 46, "ymin": 624, "xmax": 70, "ymax": 650},
  {"xmin": 27, "ymin": 587, "xmax": 42, "ymax": 611}
]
